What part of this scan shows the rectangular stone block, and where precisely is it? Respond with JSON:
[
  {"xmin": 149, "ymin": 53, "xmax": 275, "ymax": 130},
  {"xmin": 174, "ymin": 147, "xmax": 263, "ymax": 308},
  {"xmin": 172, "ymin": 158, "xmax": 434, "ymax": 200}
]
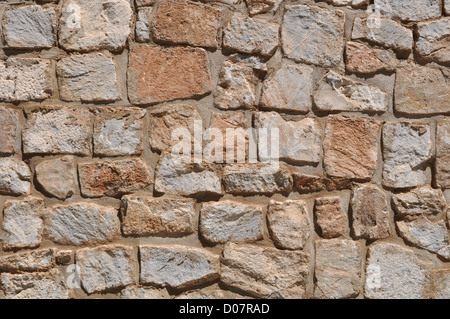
[
  {"xmin": 436, "ymin": 119, "xmax": 450, "ymax": 189},
  {"xmin": 0, "ymin": 106, "xmax": 20, "ymax": 155}
]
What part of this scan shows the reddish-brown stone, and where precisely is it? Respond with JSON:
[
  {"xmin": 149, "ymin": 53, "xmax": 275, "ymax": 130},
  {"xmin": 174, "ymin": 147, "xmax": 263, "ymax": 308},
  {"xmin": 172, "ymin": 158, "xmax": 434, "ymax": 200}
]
[
  {"xmin": 0, "ymin": 106, "xmax": 19, "ymax": 155},
  {"xmin": 345, "ymin": 41, "xmax": 397, "ymax": 74},
  {"xmin": 292, "ymin": 173, "xmax": 353, "ymax": 193}
]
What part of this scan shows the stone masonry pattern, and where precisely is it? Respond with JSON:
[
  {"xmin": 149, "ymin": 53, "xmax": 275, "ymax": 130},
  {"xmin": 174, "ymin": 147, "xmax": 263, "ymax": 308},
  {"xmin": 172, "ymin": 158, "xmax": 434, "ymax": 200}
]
[{"xmin": 0, "ymin": 0, "xmax": 449, "ymax": 300}]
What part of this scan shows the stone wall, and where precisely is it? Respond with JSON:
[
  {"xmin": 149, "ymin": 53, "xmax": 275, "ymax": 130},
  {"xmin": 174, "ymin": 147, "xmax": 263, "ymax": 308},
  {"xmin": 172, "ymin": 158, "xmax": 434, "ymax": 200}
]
[{"xmin": 0, "ymin": 0, "xmax": 449, "ymax": 299}]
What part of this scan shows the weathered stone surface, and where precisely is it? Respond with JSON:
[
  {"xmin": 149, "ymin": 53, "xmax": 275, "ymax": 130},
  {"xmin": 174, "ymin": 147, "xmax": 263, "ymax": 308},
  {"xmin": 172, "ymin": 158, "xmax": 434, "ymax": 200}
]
[
  {"xmin": 415, "ymin": 18, "xmax": 450, "ymax": 64},
  {"xmin": 148, "ymin": 104, "xmax": 202, "ymax": 153},
  {"xmin": 23, "ymin": 107, "xmax": 93, "ymax": 156},
  {"xmin": 315, "ymin": 71, "xmax": 388, "ymax": 113},
  {"xmin": 35, "ymin": 156, "xmax": 78, "ymax": 200},
  {"xmin": 325, "ymin": 0, "xmax": 368, "ymax": 7},
  {"xmin": 3, "ymin": 5, "xmax": 55, "ymax": 49},
  {"xmin": 293, "ymin": 173, "xmax": 353, "ymax": 193},
  {"xmin": 120, "ymin": 286, "xmax": 170, "ymax": 299},
  {"xmin": 345, "ymin": 42, "xmax": 397, "ymax": 74},
  {"xmin": 245, "ymin": 0, "xmax": 282, "ymax": 15},
  {"xmin": 0, "ymin": 58, "xmax": 53, "ymax": 102},
  {"xmin": 437, "ymin": 245, "xmax": 450, "ymax": 260},
  {"xmin": 78, "ymin": 159, "xmax": 153, "ymax": 198},
  {"xmin": 136, "ymin": 8, "xmax": 151, "ymax": 42},
  {"xmin": 0, "ymin": 249, "xmax": 54, "ymax": 273},
  {"xmin": 200, "ymin": 200, "xmax": 263, "ymax": 244},
  {"xmin": 139, "ymin": 245, "xmax": 220, "ymax": 290},
  {"xmin": 1, "ymin": 269, "xmax": 70, "ymax": 299},
  {"xmin": 392, "ymin": 186, "xmax": 447, "ymax": 218},
  {"xmin": 205, "ymin": 112, "xmax": 249, "ymax": 163},
  {"xmin": 352, "ymin": 18, "xmax": 413, "ymax": 53},
  {"xmin": 255, "ymin": 112, "xmax": 322, "ymax": 164},
  {"xmin": 221, "ymin": 243, "xmax": 310, "ymax": 298},
  {"xmin": 397, "ymin": 217, "xmax": 448, "ymax": 253},
  {"xmin": 122, "ymin": 195, "xmax": 196, "ymax": 237},
  {"xmin": 2, "ymin": 197, "xmax": 43, "ymax": 249},
  {"xmin": 282, "ymin": 5, "xmax": 345, "ymax": 67},
  {"xmin": 152, "ymin": 0, "xmax": 221, "ymax": 48},
  {"xmin": 446, "ymin": 0, "xmax": 450, "ymax": 15},
  {"xmin": 45, "ymin": 202, "xmax": 120, "ymax": 245},
  {"xmin": 154, "ymin": 154, "xmax": 221, "ymax": 196},
  {"xmin": 436, "ymin": 119, "xmax": 450, "ymax": 188},
  {"xmin": 351, "ymin": 184, "xmax": 390, "ymax": 240},
  {"xmin": 431, "ymin": 269, "xmax": 450, "ymax": 299},
  {"xmin": 77, "ymin": 245, "xmax": 136, "ymax": 294},
  {"xmin": 59, "ymin": 0, "xmax": 132, "ymax": 52},
  {"xmin": 0, "ymin": 107, "xmax": 19, "ymax": 155},
  {"xmin": 374, "ymin": 0, "xmax": 441, "ymax": 22},
  {"xmin": 128, "ymin": 44, "xmax": 211, "ymax": 105},
  {"xmin": 364, "ymin": 242, "xmax": 430, "ymax": 299},
  {"xmin": 223, "ymin": 163, "xmax": 292, "ymax": 195},
  {"xmin": 394, "ymin": 63, "xmax": 449, "ymax": 115},
  {"xmin": 55, "ymin": 251, "xmax": 72, "ymax": 265},
  {"xmin": 176, "ymin": 288, "xmax": 243, "ymax": 299},
  {"xmin": 324, "ymin": 115, "xmax": 380, "ymax": 180},
  {"xmin": 57, "ymin": 52, "xmax": 121, "ymax": 102},
  {"xmin": 93, "ymin": 107, "xmax": 145, "ymax": 156},
  {"xmin": 267, "ymin": 200, "xmax": 311, "ymax": 250},
  {"xmin": 215, "ymin": 60, "xmax": 258, "ymax": 110},
  {"xmin": 0, "ymin": 157, "xmax": 31, "ymax": 196},
  {"xmin": 223, "ymin": 15, "xmax": 279, "ymax": 57},
  {"xmin": 314, "ymin": 239, "xmax": 362, "ymax": 299},
  {"xmin": 228, "ymin": 54, "xmax": 268, "ymax": 73},
  {"xmin": 260, "ymin": 64, "xmax": 313, "ymax": 113},
  {"xmin": 382, "ymin": 122, "xmax": 432, "ymax": 188},
  {"xmin": 315, "ymin": 196, "xmax": 347, "ymax": 239},
  {"xmin": 136, "ymin": 0, "xmax": 155, "ymax": 6}
]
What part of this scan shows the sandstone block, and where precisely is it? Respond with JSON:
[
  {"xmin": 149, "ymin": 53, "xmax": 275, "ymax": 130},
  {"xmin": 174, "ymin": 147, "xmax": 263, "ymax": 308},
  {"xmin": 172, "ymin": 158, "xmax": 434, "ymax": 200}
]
[
  {"xmin": 345, "ymin": 41, "xmax": 397, "ymax": 74},
  {"xmin": 245, "ymin": 0, "xmax": 282, "ymax": 15},
  {"xmin": 431, "ymin": 269, "xmax": 450, "ymax": 299},
  {"xmin": 0, "ymin": 157, "xmax": 31, "ymax": 196},
  {"xmin": 293, "ymin": 173, "xmax": 353, "ymax": 193},
  {"xmin": 436, "ymin": 119, "xmax": 450, "ymax": 188},
  {"xmin": 0, "ymin": 107, "xmax": 19, "ymax": 155},
  {"xmin": 0, "ymin": 249, "xmax": 54, "ymax": 273},
  {"xmin": 392, "ymin": 186, "xmax": 447, "ymax": 218},
  {"xmin": 415, "ymin": 18, "xmax": 450, "ymax": 64},
  {"xmin": 315, "ymin": 196, "xmax": 347, "ymax": 238}
]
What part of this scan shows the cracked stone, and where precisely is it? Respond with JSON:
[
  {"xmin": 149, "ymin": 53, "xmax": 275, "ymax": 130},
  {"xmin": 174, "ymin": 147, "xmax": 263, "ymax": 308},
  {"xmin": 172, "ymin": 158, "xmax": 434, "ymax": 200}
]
[
  {"xmin": 392, "ymin": 186, "xmax": 447, "ymax": 218},
  {"xmin": 415, "ymin": 18, "xmax": 450, "ymax": 65}
]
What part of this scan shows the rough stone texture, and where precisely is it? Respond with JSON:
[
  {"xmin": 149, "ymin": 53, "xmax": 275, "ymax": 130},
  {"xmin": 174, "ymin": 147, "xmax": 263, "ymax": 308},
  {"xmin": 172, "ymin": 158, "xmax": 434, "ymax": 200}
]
[
  {"xmin": 136, "ymin": 0, "xmax": 155, "ymax": 6},
  {"xmin": 364, "ymin": 242, "xmax": 430, "ymax": 299},
  {"xmin": 437, "ymin": 245, "xmax": 450, "ymax": 260},
  {"xmin": 57, "ymin": 52, "xmax": 121, "ymax": 103},
  {"xmin": 154, "ymin": 154, "xmax": 222, "ymax": 196},
  {"xmin": 431, "ymin": 269, "xmax": 450, "ymax": 299},
  {"xmin": 2, "ymin": 197, "xmax": 43, "ymax": 250},
  {"xmin": 59, "ymin": 0, "xmax": 132, "ymax": 52},
  {"xmin": 221, "ymin": 243, "xmax": 310, "ymax": 298},
  {"xmin": 152, "ymin": 0, "xmax": 221, "ymax": 48},
  {"xmin": 55, "ymin": 251, "xmax": 72, "ymax": 266},
  {"xmin": 282, "ymin": 5, "xmax": 345, "ymax": 67},
  {"xmin": 139, "ymin": 245, "xmax": 220, "ymax": 290},
  {"xmin": 148, "ymin": 104, "xmax": 202, "ymax": 153},
  {"xmin": 325, "ymin": 0, "xmax": 368, "ymax": 7},
  {"xmin": 267, "ymin": 200, "xmax": 311, "ymax": 250},
  {"xmin": 215, "ymin": 60, "xmax": 258, "ymax": 110},
  {"xmin": 415, "ymin": 18, "xmax": 450, "ymax": 65},
  {"xmin": 351, "ymin": 184, "xmax": 390, "ymax": 240},
  {"xmin": 323, "ymin": 115, "xmax": 381, "ymax": 180},
  {"xmin": 351, "ymin": 18, "xmax": 413, "ymax": 53},
  {"xmin": 245, "ymin": 0, "xmax": 282, "ymax": 15},
  {"xmin": 315, "ymin": 71, "xmax": 388, "ymax": 113},
  {"xmin": 345, "ymin": 42, "xmax": 397, "ymax": 74},
  {"xmin": 315, "ymin": 196, "xmax": 347, "ymax": 239},
  {"xmin": 255, "ymin": 112, "xmax": 322, "ymax": 164},
  {"xmin": 382, "ymin": 122, "xmax": 432, "ymax": 188},
  {"xmin": 76, "ymin": 245, "xmax": 136, "ymax": 294},
  {"xmin": 397, "ymin": 217, "xmax": 448, "ymax": 253},
  {"xmin": 293, "ymin": 173, "xmax": 353, "ymax": 193},
  {"xmin": 374, "ymin": 0, "xmax": 441, "ymax": 22},
  {"xmin": 120, "ymin": 286, "xmax": 170, "ymax": 299},
  {"xmin": 228, "ymin": 53, "xmax": 268, "ymax": 73},
  {"xmin": 314, "ymin": 239, "xmax": 362, "ymax": 299},
  {"xmin": 23, "ymin": 107, "xmax": 93, "ymax": 156},
  {"xmin": 223, "ymin": 15, "xmax": 279, "ymax": 57},
  {"xmin": 0, "ymin": 249, "xmax": 54, "ymax": 273},
  {"xmin": 0, "ymin": 157, "xmax": 31, "ymax": 196},
  {"xmin": 45, "ymin": 202, "xmax": 120, "ymax": 245},
  {"xmin": 0, "ymin": 107, "xmax": 19, "ymax": 155},
  {"xmin": 0, "ymin": 58, "xmax": 53, "ymax": 102},
  {"xmin": 122, "ymin": 195, "xmax": 196, "ymax": 237},
  {"xmin": 392, "ymin": 187, "xmax": 447, "ymax": 218},
  {"xmin": 3, "ymin": 5, "xmax": 54, "ymax": 49},
  {"xmin": 200, "ymin": 200, "xmax": 263, "ymax": 244},
  {"xmin": 223, "ymin": 163, "xmax": 292, "ymax": 195},
  {"xmin": 35, "ymin": 156, "xmax": 78, "ymax": 200},
  {"xmin": 1, "ymin": 269, "xmax": 71, "ymax": 299},
  {"xmin": 136, "ymin": 8, "xmax": 152, "ymax": 42},
  {"xmin": 446, "ymin": 0, "xmax": 450, "ymax": 15},
  {"xmin": 93, "ymin": 107, "xmax": 145, "ymax": 156},
  {"xmin": 436, "ymin": 119, "xmax": 450, "ymax": 188},
  {"xmin": 78, "ymin": 159, "xmax": 153, "ymax": 198},
  {"xmin": 260, "ymin": 64, "xmax": 313, "ymax": 113},
  {"xmin": 394, "ymin": 63, "xmax": 449, "ymax": 115},
  {"xmin": 128, "ymin": 44, "xmax": 211, "ymax": 105}
]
